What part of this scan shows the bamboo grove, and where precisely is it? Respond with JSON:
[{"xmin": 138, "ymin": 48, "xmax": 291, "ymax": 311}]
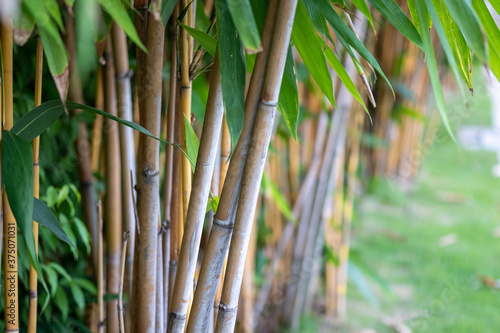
[{"xmin": 0, "ymin": 0, "xmax": 498, "ymax": 332}]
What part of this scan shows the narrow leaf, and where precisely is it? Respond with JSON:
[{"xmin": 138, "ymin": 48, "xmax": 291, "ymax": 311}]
[
  {"xmin": 97, "ymin": 0, "xmax": 147, "ymax": 52},
  {"xmin": 367, "ymin": 0, "xmax": 423, "ymax": 49},
  {"xmin": 33, "ymin": 198, "xmax": 77, "ymax": 254},
  {"xmin": 311, "ymin": 0, "xmax": 394, "ymax": 95},
  {"xmin": 277, "ymin": 47, "xmax": 299, "ymax": 140},
  {"xmin": 415, "ymin": 0, "xmax": 455, "ymax": 140},
  {"xmin": 442, "ymin": 0, "xmax": 487, "ymax": 62},
  {"xmin": 217, "ymin": 0, "xmax": 246, "ymax": 151},
  {"xmin": 351, "ymin": 0, "xmax": 376, "ymax": 34},
  {"xmin": 262, "ymin": 173, "xmax": 296, "ymax": 223},
  {"xmin": 184, "ymin": 114, "xmax": 200, "ymax": 170},
  {"xmin": 293, "ymin": 1, "xmax": 336, "ymax": 107},
  {"xmin": 325, "ymin": 46, "xmax": 368, "ymax": 113},
  {"xmin": 161, "ymin": 0, "xmax": 178, "ymax": 26},
  {"xmin": 472, "ymin": 0, "xmax": 500, "ymax": 82},
  {"xmin": 226, "ymin": 0, "xmax": 261, "ymax": 51},
  {"xmin": 178, "ymin": 21, "xmax": 217, "ymax": 56},
  {"xmin": 2, "ymin": 130, "xmax": 47, "ymax": 290}
]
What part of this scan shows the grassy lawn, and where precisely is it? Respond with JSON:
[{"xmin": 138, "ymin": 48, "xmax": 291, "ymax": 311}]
[{"xmin": 324, "ymin": 85, "xmax": 500, "ymax": 332}]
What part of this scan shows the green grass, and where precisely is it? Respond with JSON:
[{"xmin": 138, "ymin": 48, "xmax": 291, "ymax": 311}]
[{"xmin": 332, "ymin": 80, "xmax": 500, "ymax": 332}]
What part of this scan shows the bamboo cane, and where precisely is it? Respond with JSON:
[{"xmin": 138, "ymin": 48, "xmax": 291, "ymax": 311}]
[
  {"xmin": 135, "ymin": 10, "xmax": 165, "ymax": 332},
  {"xmin": 212, "ymin": 115, "xmax": 231, "ymax": 324},
  {"xmin": 156, "ymin": 218, "xmax": 165, "ymax": 332},
  {"xmin": 91, "ymin": 67, "xmax": 104, "ymax": 175},
  {"xmin": 2, "ymin": 19, "xmax": 19, "ymax": 333},
  {"xmin": 103, "ymin": 35, "xmax": 123, "ymax": 333},
  {"xmin": 214, "ymin": 2, "xmax": 298, "ymax": 331},
  {"xmin": 186, "ymin": 0, "xmax": 279, "ymax": 330},
  {"xmin": 27, "ymin": 36, "xmax": 43, "ymax": 333},
  {"xmin": 97, "ymin": 202, "xmax": 105, "ymax": 333},
  {"xmin": 111, "ymin": 22, "xmax": 137, "ymax": 321},
  {"xmin": 163, "ymin": 13, "xmax": 178, "ymax": 320},
  {"xmin": 180, "ymin": 0, "xmax": 194, "ymax": 222},
  {"xmin": 167, "ymin": 55, "xmax": 224, "ymax": 333},
  {"xmin": 64, "ymin": 9, "xmax": 99, "ymax": 274},
  {"xmin": 118, "ymin": 232, "xmax": 130, "ymax": 333}
]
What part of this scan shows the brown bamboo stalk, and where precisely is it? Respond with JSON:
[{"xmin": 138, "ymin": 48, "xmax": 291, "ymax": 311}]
[
  {"xmin": 27, "ymin": 36, "xmax": 43, "ymax": 333},
  {"xmin": 103, "ymin": 36, "xmax": 123, "ymax": 333},
  {"xmin": 64, "ymin": 9, "xmax": 99, "ymax": 274},
  {"xmin": 2, "ymin": 19, "xmax": 19, "ymax": 333},
  {"xmin": 180, "ymin": 0, "xmax": 194, "ymax": 222},
  {"xmin": 156, "ymin": 219, "xmax": 165, "ymax": 332},
  {"xmin": 170, "ymin": 82, "xmax": 182, "ymax": 305},
  {"xmin": 186, "ymin": 0, "xmax": 279, "ymax": 330},
  {"xmin": 111, "ymin": 22, "xmax": 137, "ymax": 320},
  {"xmin": 118, "ymin": 232, "xmax": 130, "ymax": 333},
  {"xmin": 167, "ymin": 55, "xmax": 224, "ymax": 333},
  {"xmin": 215, "ymin": 1, "xmax": 298, "ymax": 331},
  {"xmin": 91, "ymin": 67, "xmax": 104, "ymax": 175},
  {"xmin": 163, "ymin": 13, "xmax": 178, "ymax": 321},
  {"xmin": 97, "ymin": 202, "xmax": 105, "ymax": 333},
  {"xmin": 134, "ymin": 10, "xmax": 165, "ymax": 332}
]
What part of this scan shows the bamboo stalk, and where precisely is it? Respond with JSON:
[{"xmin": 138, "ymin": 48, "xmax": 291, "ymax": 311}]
[
  {"xmin": 64, "ymin": 9, "xmax": 99, "ymax": 274},
  {"xmin": 2, "ymin": 19, "xmax": 19, "ymax": 333},
  {"xmin": 167, "ymin": 55, "xmax": 224, "ymax": 333},
  {"xmin": 27, "ymin": 36, "xmax": 43, "ymax": 333},
  {"xmin": 163, "ymin": 13, "xmax": 178, "ymax": 320},
  {"xmin": 214, "ymin": 2, "xmax": 298, "ymax": 331},
  {"xmin": 103, "ymin": 35, "xmax": 123, "ymax": 333},
  {"xmin": 180, "ymin": 0, "xmax": 194, "ymax": 222},
  {"xmin": 118, "ymin": 232, "xmax": 130, "ymax": 333},
  {"xmin": 186, "ymin": 0, "xmax": 279, "ymax": 331},
  {"xmin": 134, "ymin": 10, "xmax": 165, "ymax": 332},
  {"xmin": 111, "ymin": 22, "xmax": 137, "ymax": 321},
  {"xmin": 156, "ymin": 219, "xmax": 165, "ymax": 332},
  {"xmin": 91, "ymin": 67, "xmax": 104, "ymax": 175},
  {"xmin": 97, "ymin": 202, "xmax": 105, "ymax": 333},
  {"xmin": 212, "ymin": 115, "xmax": 231, "ymax": 325}
]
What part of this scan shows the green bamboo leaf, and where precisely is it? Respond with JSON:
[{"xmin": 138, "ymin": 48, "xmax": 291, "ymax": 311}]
[
  {"xmin": 184, "ymin": 114, "xmax": 200, "ymax": 171},
  {"xmin": 472, "ymin": 0, "xmax": 500, "ymax": 81},
  {"xmin": 2, "ymin": 131, "xmax": 47, "ymax": 291},
  {"xmin": 23, "ymin": 0, "xmax": 69, "ymax": 102},
  {"xmin": 407, "ymin": 0, "xmax": 431, "ymax": 37},
  {"xmin": 293, "ymin": 1, "xmax": 336, "ymax": 108},
  {"xmin": 310, "ymin": 0, "xmax": 394, "ymax": 95},
  {"xmin": 490, "ymin": 44, "xmax": 500, "ymax": 82},
  {"xmin": 41, "ymin": 0, "xmax": 64, "ymax": 31},
  {"xmin": 302, "ymin": 0, "xmax": 334, "ymax": 43},
  {"xmin": 178, "ymin": 21, "xmax": 217, "ymax": 56},
  {"xmin": 97, "ymin": 0, "xmax": 147, "ymax": 52},
  {"xmin": 226, "ymin": 0, "xmax": 261, "ymax": 51},
  {"xmin": 54, "ymin": 288, "xmax": 69, "ymax": 321},
  {"xmin": 69, "ymin": 283, "xmax": 85, "ymax": 312},
  {"xmin": 367, "ymin": 0, "xmax": 423, "ymax": 49},
  {"xmin": 43, "ymin": 265, "xmax": 59, "ymax": 297},
  {"xmin": 33, "ymin": 197, "xmax": 77, "ymax": 254},
  {"xmin": 11, "ymin": 100, "xmax": 65, "ymax": 142},
  {"xmin": 325, "ymin": 46, "xmax": 368, "ymax": 113},
  {"xmin": 427, "ymin": 0, "xmax": 471, "ymax": 94},
  {"xmin": 161, "ymin": 0, "xmax": 178, "ymax": 26},
  {"xmin": 490, "ymin": 0, "xmax": 500, "ymax": 16},
  {"xmin": 217, "ymin": 0, "xmax": 246, "ymax": 151},
  {"xmin": 14, "ymin": 5, "xmax": 35, "ymax": 46},
  {"xmin": 442, "ymin": 0, "xmax": 487, "ymax": 62},
  {"xmin": 277, "ymin": 47, "xmax": 299, "ymax": 141},
  {"xmin": 415, "ymin": 0, "xmax": 455, "ymax": 140},
  {"xmin": 351, "ymin": 0, "xmax": 376, "ymax": 34}
]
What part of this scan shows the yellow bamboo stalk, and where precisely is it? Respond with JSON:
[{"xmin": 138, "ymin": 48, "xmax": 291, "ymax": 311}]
[
  {"xmin": 2, "ymin": 19, "xmax": 18, "ymax": 333},
  {"xmin": 180, "ymin": 0, "xmax": 194, "ymax": 221},
  {"xmin": 118, "ymin": 232, "xmax": 129, "ymax": 333},
  {"xmin": 91, "ymin": 67, "xmax": 104, "ymax": 175},
  {"xmin": 28, "ymin": 35, "xmax": 43, "ymax": 333}
]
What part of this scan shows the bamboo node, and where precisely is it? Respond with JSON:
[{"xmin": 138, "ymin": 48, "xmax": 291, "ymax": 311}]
[
  {"xmin": 218, "ymin": 302, "xmax": 238, "ymax": 313},
  {"xmin": 29, "ymin": 289, "xmax": 37, "ymax": 300},
  {"xmin": 259, "ymin": 99, "xmax": 278, "ymax": 108},
  {"xmin": 213, "ymin": 217, "xmax": 233, "ymax": 229},
  {"xmin": 122, "ymin": 231, "xmax": 130, "ymax": 242},
  {"xmin": 142, "ymin": 167, "xmax": 160, "ymax": 179}
]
